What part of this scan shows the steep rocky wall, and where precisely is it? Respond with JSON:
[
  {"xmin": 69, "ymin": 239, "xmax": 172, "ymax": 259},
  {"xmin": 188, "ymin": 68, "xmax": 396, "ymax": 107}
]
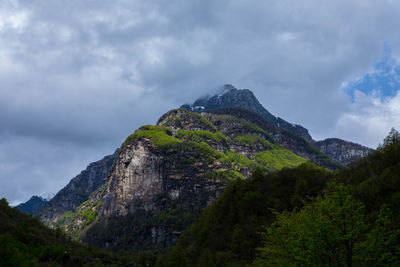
[
  {"xmin": 102, "ymin": 140, "xmax": 165, "ymax": 216},
  {"xmin": 315, "ymin": 138, "xmax": 373, "ymax": 165}
]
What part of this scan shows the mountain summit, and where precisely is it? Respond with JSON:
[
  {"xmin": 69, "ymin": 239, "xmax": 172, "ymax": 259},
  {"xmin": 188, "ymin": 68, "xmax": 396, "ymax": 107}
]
[{"xmin": 181, "ymin": 84, "xmax": 313, "ymax": 141}]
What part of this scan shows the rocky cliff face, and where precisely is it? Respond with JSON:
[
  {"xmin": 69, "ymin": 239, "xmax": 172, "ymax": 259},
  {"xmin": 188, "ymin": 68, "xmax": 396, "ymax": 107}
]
[
  {"xmin": 15, "ymin": 196, "xmax": 47, "ymax": 215},
  {"xmin": 37, "ymin": 152, "xmax": 117, "ymax": 223},
  {"xmin": 181, "ymin": 84, "xmax": 313, "ymax": 142},
  {"xmin": 315, "ymin": 138, "xmax": 373, "ymax": 165}
]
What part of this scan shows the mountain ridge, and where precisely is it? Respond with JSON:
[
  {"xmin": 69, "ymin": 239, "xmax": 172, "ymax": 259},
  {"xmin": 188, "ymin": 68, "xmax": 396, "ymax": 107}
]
[
  {"xmin": 181, "ymin": 84, "xmax": 313, "ymax": 142},
  {"xmin": 15, "ymin": 195, "xmax": 47, "ymax": 214}
]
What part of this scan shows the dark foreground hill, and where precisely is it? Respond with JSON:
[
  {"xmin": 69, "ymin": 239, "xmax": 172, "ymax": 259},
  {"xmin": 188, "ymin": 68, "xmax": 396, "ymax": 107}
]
[
  {"xmin": 161, "ymin": 130, "xmax": 400, "ymax": 266},
  {"xmin": 0, "ymin": 198, "xmax": 130, "ymax": 266}
]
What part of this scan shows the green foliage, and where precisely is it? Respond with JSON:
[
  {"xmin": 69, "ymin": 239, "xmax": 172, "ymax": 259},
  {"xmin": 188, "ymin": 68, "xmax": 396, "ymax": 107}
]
[
  {"xmin": 140, "ymin": 124, "xmax": 173, "ymax": 135},
  {"xmin": 0, "ymin": 198, "xmax": 129, "ymax": 265},
  {"xmin": 0, "ymin": 232, "xmax": 37, "ymax": 266},
  {"xmin": 198, "ymin": 115, "xmax": 218, "ymax": 132},
  {"xmin": 155, "ymin": 204, "xmax": 194, "ymax": 230},
  {"xmin": 240, "ymin": 120, "xmax": 269, "ymax": 136},
  {"xmin": 336, "ymin": 129, "xmax": 400, "ymax": 217},
  {"xmin": 175, "ymin": 141, "xmax": 222, "ymax": 159},
  {"xmin": 254, "ymin": 144, "xmax": 307, "ymax": 170},
  {"xmin": 122, "ymin": 125, "xmax": 181, "ymax": 149},
  {"xmin": 253, "ymin": 183, "xmax": 400, "ymax": 267},
  {"xmin": 80, "ymin": 205, "xmax": 98, "ymax": 226},
  {"xmin": 55, "ymin": 210, "xmax": 74, "ymax": 228},
  {"xmin": 179, "ymin": 157, "xmax": 195, "ymax": 165},
  {"xmin": 219, "ymin": 151, "xmax": 258, "ymax": 172},
  {"xmin": 134, "ymin": 250, "xmax": 159, "ymax": 267},
  {"xmin": 176, "ymin": 129, "xmax": 227, "ymax": 144},
  {"xmin": 205, "ymin": 170, "xmax": 245, "ymax": 182},
  {"xmin": 357, "ymin": 205, "xmax": 400, "ymax": 265},
  {"xmin": 231, "ymin": 134, "xmax": 271, "ymax": 147},
  {"xmin": 165, "ymin": 245, "xmax": 190, "ymax": 267},
  {"xmin": 382, "ymin": 127, "xmax": 400, "ymax": 148},
  {"xmin": 254, "ymin": 183, "xmax": 368, "ymax": 266}
]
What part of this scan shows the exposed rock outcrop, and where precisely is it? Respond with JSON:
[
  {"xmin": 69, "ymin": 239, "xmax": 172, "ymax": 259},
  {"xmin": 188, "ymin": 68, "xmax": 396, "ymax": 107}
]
[{"xmin": 315, "ymin": 138, "xmax": 373, "ymax": 165}]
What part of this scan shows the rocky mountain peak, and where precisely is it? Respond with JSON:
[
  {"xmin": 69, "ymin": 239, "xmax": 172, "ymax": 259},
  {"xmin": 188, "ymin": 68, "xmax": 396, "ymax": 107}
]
[{"xmin": 181, "ymin": 84, "xmax": 313, "ymax": 142}]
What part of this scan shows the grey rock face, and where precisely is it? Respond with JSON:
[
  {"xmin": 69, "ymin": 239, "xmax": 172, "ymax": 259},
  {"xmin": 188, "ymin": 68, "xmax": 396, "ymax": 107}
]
[
  {"xmin": 102, "ymin": 141, "xmax": 165, "ymax": 216},
  {"xmin": 181, "ymin": 84, "xmax": 313, "ymax": 142},
  {"xmin": 38, "ymin": 151, "xmax": 117, "ymax": 222},
  {"xmin": 315, "ymin": 138, "xmax": 373, "ymax": 165}
]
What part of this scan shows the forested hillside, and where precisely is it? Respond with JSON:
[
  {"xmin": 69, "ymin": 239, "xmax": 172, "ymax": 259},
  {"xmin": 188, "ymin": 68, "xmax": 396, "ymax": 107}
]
[
  {"xmin": 0, "ymin": 198, "xmax": 129, "ymax": 266},
  {"xmin": 161, "ymin": 129, "xmax": 400, "ymax": 266}
]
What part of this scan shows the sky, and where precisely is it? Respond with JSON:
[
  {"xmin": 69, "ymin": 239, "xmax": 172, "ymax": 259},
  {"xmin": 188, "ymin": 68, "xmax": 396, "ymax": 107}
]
[{"xmin": 2, "ymin": 0, "xmax": 400, "ymax": 205}]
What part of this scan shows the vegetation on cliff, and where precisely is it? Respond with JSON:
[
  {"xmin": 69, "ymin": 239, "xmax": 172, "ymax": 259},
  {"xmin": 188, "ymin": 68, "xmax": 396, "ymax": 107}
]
[
  {"xmin": 254, "ymin": 144, "xmax": 307, "ymax": 170},
  {"xmin": 176, "ymin": 129, "xmax": 227, "ymax": 144},
  {"xmin": 123, "ymin": 125, "xmax": 181, "ymax": 149}
]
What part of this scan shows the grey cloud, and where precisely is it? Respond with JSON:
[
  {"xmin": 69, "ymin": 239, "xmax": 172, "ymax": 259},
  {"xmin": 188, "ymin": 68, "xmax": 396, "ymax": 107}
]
[{"xmin": 2, "ymin": 0, "xmax": 400, "ymax": 204}]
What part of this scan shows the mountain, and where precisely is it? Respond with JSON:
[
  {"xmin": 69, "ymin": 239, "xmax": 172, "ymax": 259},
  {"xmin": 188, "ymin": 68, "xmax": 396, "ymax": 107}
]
[
  {"xmin": 15, "ymin": 195, "xmax": 47, "ymax": 214},
  {"xmin": 51, "ymin": 109, "xmax": 307, "ymax": 252},
  {"xmin": 181, "ymin": 84, "xmax": 313, "ymax": 142},
  {"xmin": 35, "ymin": 84, "xmax": 373, "ymax": 255},
  {"xmin": 37, "ymin": 152, "xmax": 117, "ymax": 223}
]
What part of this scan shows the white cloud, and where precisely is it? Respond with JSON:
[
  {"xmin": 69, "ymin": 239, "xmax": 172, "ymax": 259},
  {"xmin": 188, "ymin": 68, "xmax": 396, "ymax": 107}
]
[{"xmin": 333, "ymin": 90, "xmax": 400, "ymax": 148}]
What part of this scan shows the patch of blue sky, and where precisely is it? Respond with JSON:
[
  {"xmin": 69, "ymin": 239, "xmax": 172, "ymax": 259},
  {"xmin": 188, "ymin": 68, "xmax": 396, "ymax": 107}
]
[{"xmin": 343, "ymin": 46, "xmax": 400, "ymax": 102}]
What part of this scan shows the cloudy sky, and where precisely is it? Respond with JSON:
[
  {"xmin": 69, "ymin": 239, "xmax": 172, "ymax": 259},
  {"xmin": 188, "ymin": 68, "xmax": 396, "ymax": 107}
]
[{"xmin": 2, "ymin": 0, "xmax": 400, "ymax": 205}]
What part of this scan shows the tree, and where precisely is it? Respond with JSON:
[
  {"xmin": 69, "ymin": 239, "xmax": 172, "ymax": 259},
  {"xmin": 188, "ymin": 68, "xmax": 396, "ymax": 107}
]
[
  {"xmin": 381, "ymin": 128, "xmax": 400, "ymax": 148},
  {"xmin": 358, "ymin": 205, "xmax": 400, "ymax": 266},
  {"xmin": 253, "ymin": 183, "xmax": 368, "ymax": 267}
]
